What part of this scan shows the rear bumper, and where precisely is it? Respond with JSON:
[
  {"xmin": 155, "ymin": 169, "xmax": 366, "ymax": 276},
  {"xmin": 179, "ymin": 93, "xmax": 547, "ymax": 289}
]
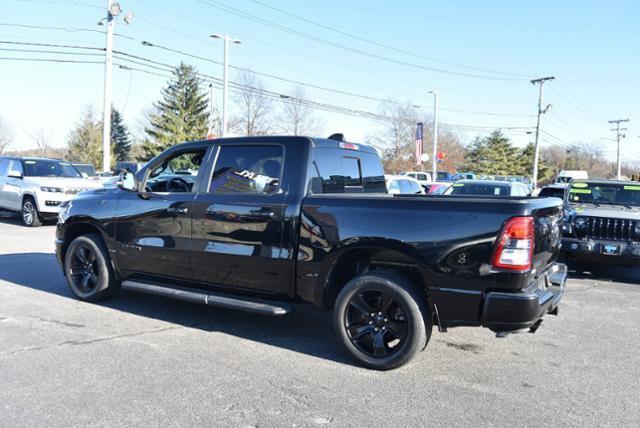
[
  {"xmin": 482, "ymin": 263, "xmax": 566, "ymax": 332},
  {"xmin": 562, "ymin": 238, "xmax": 640, "ymax": 266}
]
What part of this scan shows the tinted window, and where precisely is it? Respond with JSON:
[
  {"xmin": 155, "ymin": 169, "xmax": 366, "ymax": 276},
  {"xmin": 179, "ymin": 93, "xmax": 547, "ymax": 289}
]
[
  {"xmin": 417, "ymin": 174, "xmax": 427, "ymax": 181},
  {"xmin": 539, "ymin": 187, "xmax": 565, "ymax": 199},
  {"xmin": 210, "ymin": 145, "xmax": 283, "ymax": 194},
  {"xmin": 568, "ymin": 182, "xmax": 640, "ymax": 206},
  {"xmin": 445, "ymin": 183, "xmax": 510, "ymax": 196},
  {"xmin": 0, "ymin": 159, "xmax": 8, "ymax": 177},
  {"xmin": 311, "ymin": 148, "xmax": 385, "ymax": 194},
  {"xmin": 23, "ymin": 160, "xmax": 79, "ymax": 177},
  {"xmin": 437, "ymin": 172, "xmax": 448, "ymax": 180}
]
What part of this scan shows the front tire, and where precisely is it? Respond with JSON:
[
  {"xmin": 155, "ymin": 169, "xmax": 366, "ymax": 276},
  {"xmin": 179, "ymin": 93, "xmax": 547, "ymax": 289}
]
[
  {"xmin": 333, "ymin": 271, "xmax": 431, "ymax": 370},
  {"xmin": 64, "ymin": 234, "xmax": 120, "ymax": 302},
  {"xmin": 22, "ymin": 197, "xmax": 42, "ymax": 227}
]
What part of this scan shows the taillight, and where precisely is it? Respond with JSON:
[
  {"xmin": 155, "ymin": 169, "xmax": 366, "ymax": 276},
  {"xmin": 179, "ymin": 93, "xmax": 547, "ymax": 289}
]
[{"xmin": 491, "ymin": 216, "xmax": 534, "ymax": 271}]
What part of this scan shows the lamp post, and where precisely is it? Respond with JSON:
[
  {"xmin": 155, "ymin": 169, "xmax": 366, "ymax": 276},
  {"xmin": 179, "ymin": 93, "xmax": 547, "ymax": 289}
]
[{"xmin": 210, "ymin": 34, "xmax": 241, "ymax": 137}]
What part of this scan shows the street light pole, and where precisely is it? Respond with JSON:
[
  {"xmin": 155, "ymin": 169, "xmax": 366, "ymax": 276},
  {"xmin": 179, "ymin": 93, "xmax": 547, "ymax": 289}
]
[
  {"xmin": 429, "ymin": 90, "xmax": 438, "ymax": 182},
  {"xmin": 210, "ymin": 34, "xmax": 241, "ymax": 137}
]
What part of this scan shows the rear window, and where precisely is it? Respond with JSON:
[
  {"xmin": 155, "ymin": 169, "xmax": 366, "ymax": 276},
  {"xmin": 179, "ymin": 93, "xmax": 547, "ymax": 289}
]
[
  {"xmin": 539, "ymin": 187, "xmax": 565, "ymax": 199},
  {"xmin": 445, "ymin": 183, "xmax": 510, "ymax": 196},
  {"xmin": 310, "ymin": 148, "xmax": 386, "ymax": 194}
]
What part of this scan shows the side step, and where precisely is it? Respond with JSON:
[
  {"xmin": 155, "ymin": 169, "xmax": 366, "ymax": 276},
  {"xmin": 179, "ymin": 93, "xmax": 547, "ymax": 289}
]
[{"xmin": 121, "ymin": 280, "xmax": 293, "ymax": 316}]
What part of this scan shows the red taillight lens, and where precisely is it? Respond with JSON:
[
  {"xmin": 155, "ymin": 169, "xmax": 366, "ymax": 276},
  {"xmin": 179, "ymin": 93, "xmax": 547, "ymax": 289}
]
[{"xmin": 491, "ymin": 216, "xmax": 534, "ymax": 271}]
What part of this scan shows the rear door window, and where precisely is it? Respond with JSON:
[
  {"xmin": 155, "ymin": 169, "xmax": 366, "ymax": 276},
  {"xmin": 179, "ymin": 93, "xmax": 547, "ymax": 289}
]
[
  {"xmin": 209, "ymin": 145, "xmax": 283, "ymax": 195},
  {"xmin": 398, "ymin": 180, "xmax": 412, "ymax": 194}
]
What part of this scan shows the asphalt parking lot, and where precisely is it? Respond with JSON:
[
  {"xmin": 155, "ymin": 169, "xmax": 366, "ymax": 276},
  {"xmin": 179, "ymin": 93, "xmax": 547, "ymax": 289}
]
[{"xmin": 1, "ymin": 212, "xmax": 639, "ymax": 427}]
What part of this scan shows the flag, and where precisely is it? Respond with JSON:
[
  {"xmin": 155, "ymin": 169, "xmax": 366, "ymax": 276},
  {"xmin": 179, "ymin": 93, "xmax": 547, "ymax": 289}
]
[{"xmin": 415, "ymin": 122, "xmax": 424, "ymax": 166}]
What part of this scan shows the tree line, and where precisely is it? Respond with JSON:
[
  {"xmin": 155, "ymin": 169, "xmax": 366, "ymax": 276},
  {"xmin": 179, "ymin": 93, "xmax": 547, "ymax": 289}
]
[{"xmin": 1, "ymin": 61, "xmax": 637, "ymax": 181}]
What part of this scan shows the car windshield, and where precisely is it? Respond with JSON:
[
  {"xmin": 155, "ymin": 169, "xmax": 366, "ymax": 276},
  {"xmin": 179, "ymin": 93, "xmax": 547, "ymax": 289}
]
[
  {"xmin": 23, "ymin": 160, "xmax": 81, "ymax": 178},
  {"xmin": 569, "ymin": 182, "xmax": 640, "ymax": 206},
  {"xmin": 445, "ymin": 183, "xmax": 510, "ymax": 196}
]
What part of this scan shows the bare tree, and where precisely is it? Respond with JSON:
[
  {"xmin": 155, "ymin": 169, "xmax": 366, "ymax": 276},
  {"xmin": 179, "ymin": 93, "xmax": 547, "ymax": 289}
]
[
  {"xmin": 232, "ymin": 70, "xmax": 273, "ymax": 136},
  {"xmin": 0, "ymin": 115, "xmax": 15, "ymax": 155},
  {"xmin": 278, "ymin": 86, "xmax": 322, "ymax": 135},
  {"xmin": 30, "ymin": 126, "xmax": 54, "ymax": 157}
]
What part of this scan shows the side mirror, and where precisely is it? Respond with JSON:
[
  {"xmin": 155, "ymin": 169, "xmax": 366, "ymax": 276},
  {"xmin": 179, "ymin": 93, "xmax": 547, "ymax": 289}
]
[
  {"xmin": 7, "ymin": 171, "xmax": 22, "ymax": 179},
  {"xmin": 117, "ymin": 171, "xmax": 137, "ymax": 191}
]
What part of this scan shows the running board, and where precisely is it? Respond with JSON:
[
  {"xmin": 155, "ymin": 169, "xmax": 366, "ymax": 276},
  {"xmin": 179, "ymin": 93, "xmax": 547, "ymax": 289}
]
[{"xmin": 121, "ymin": 280, "xmax": 293, "ymax": 316}]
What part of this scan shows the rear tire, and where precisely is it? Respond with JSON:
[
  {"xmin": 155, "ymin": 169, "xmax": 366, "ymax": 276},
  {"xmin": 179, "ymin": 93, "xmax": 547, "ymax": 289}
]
[
  {"xmin": 64, "ymin": 234, "xmax": 120, "ymax": 302},
  {"xmin": 22, "ymin": 197, "xmax": 42, "ymax": 227},
  {"xmin": 333, "ymin": 271, "xmax": 431, "ymax": 370}
]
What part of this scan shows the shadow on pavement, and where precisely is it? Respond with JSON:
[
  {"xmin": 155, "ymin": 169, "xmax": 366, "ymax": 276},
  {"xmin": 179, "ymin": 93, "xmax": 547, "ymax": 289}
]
[
  {"xmin": 0, "ymin": 252, "xmax": 353, "ymax": 366},
  {"xmin": 566, "ymin": 262, "xmax": 640, "ymax": 285}
]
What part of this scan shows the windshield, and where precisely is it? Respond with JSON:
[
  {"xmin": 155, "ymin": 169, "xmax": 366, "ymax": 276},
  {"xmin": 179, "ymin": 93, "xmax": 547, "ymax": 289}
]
[
  {"xmin": 444, "ymin": 183, "xmax": 510, "ymax": 196},
  {"xmin": 23, "ymin": 160, "xmax": 81, "ymax": 178},
  {"xmin": 569, "ymin": 182, "xmax": 640, "ymax": 206}
]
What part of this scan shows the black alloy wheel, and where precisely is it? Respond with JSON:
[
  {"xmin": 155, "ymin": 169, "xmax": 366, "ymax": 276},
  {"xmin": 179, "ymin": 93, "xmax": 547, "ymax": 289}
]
[
  {"xmin": 333, "ymin": 271, "xmax": 431, "ymax": 370},
  {"xmin": 69, "ymin": 244, "xmax": 99, "ymax": 296},
  {"xmin": 345, "ymin": 290, "xmax": 408, "ymax": 358},
  {"xmin": 64, "ymin": 234, "xmax": 120, "ymax": 302}
]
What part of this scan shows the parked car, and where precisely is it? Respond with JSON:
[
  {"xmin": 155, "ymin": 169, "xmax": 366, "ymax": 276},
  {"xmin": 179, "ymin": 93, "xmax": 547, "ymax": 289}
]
[
  {"xmin": 450, "ymin": 172, "xmax": 476, "ymax": 181},
  {"xmin": 386, "ymin": 175, "xmax": 424, "ymax": 195},
  {"xmin": 436, "ymin": 171, "xmax": 451, "ymax": 181},
  {"xmin": 0, "ymin": 156, "xmax": 102, "ymax": 226},
  {"xmin": 55, "ymin": 135, "xmax": 565, "ymax": 370},
  {"xmin": 538, "ymin": 183, "xmax": 569, "ymax": 200},
  {"xmin": 424, "ymin": 182, "xmax": 450, "ymax": 195},
  {"xmin": 443, "ymin": 180, "xmax": 531, "ymax": 197},
  {"xmin": 562, "ymin": 179, "xmax": 640, "ymax": 266},
  {"xmin": 401, "ymin": 171, "xmax": 432, "ymax": 189},
  {"xmin": 555, "ymin": 170, "xmax": 588, "ymax": 184},
  {"xmin": 116, "ymin": 161, "xmax": 145, "ymax": 174},
  {"xmin": 72, "ymin": 163, "xmax": 97, "ymax": 178}
]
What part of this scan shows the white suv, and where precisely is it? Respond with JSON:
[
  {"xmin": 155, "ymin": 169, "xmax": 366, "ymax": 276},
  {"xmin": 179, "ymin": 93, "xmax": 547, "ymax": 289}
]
[{"xmin": 0, "ymin": 157, "xmax": 102, "ymax": 226}]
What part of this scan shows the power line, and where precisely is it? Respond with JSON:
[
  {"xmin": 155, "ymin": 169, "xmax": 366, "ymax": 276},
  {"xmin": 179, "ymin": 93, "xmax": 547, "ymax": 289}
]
[
  {"xmin": 0, "ymin": 56, "xmax": 103, "ymax": 64},
  {"xmin": 196, "ymin": 0, "xmax": 526, "ymax": 81},
  {"xmin": 245, "ymin": 0, "xmax": 528, "ymax": 78}
]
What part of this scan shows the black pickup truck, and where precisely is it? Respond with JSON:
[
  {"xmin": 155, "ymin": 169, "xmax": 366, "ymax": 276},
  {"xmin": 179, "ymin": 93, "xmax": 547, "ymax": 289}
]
[{"xmin": 55, "ymin": 136, "xmax": 566, "ymax": 369}]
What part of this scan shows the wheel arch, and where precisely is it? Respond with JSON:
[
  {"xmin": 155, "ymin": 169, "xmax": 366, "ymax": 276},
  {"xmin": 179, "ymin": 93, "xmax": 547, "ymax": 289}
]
[
  {"xmin": 59, "ymin": 219, "xmax": 116, "ymax": 275},
  {"xmin": 322, "ymin": 239, "xmax": 430, "ymax": 311}
]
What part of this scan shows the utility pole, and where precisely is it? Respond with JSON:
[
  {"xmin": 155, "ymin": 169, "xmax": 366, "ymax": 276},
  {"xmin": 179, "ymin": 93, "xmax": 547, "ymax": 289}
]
[
  {"xmin": 99, "ymin": 1, "xmax": 132, "ymax": 172},
  {"xmin": 429, "ymin": 90, "xmax": 438, "ymax": 182},
  {"xmin": 530, "ymin": 76, "xmax": 554, "ymax": 189},
  {"xmin": 210, "ymin": 34, "xmax": 241, "ymax": 137},
  {"xmin": 609, "ymin": 118, "xmax": 629, "ymax": 179},
  {"xmin": 101, "ymin": 0, "xmax": 116, "ymax": 173}
]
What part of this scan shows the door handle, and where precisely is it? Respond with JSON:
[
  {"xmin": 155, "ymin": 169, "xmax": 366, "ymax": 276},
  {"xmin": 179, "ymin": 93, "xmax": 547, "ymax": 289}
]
[
  {"xmin": 249, "ymin": 209, "xmax": 275, "ymax": 218},
  {"xmin": 166, "ymin": 207, "xmax": 189, "ymax": 214}
]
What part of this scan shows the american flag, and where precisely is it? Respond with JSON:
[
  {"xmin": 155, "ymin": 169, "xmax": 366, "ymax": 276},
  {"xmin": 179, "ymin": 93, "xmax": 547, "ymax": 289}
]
[{"xmin": 415, "ymin": 122, "xmax": 424, "ymax": 166}]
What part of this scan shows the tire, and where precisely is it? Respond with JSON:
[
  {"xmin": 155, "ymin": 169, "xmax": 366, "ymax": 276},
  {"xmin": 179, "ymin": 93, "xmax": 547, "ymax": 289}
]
[
  {"xmin": 333, "ymin": 271, "xmax": 432, "ymax": 370},
  {"xmin": 64, "ymin": 234, "xmax": 120, "ymax": 302},
  {"xmin": 22, "ymin": 197, "xmax": 42, "ymax": 227}
]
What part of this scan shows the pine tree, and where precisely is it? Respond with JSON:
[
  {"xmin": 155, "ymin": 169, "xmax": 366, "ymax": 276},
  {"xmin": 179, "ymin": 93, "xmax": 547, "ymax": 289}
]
[
  {"xmin": 67, "ymin": 107, "xmax": 104, "ymax": 169},
  {"xmin": 143, "ymin": 62, "xmax": 208, "ymax": 159},
  {"xmin": 517, "ymin": 142, "xmax": 552, "ymax": 182},
  {"xmin": 461, "ymin": 130, "xmax": 519, "ymax": 175},
  {"xmin": 111, "ymin": 106, "xmax": 131, "ymax": 161}
]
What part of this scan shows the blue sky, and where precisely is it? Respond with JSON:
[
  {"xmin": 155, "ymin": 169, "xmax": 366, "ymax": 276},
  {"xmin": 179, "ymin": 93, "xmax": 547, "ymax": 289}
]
[{"xmin": 1, "ymin": 0, "xmax": 638, "ymax": 162}]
